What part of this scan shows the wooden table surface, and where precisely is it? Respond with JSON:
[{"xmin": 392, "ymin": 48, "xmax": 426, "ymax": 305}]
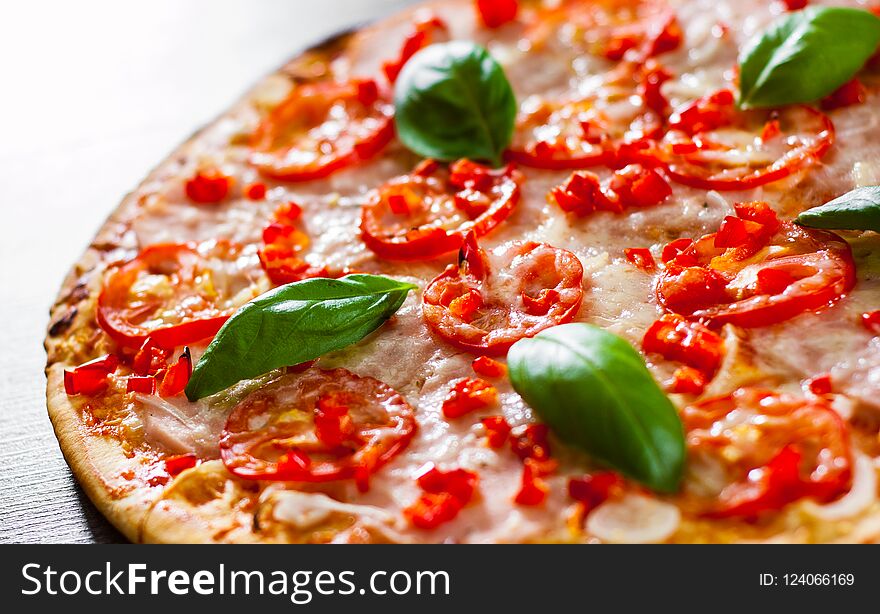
[{"xmin": 0, "ymin": 0, "xmax": 418, "ymax": 544}]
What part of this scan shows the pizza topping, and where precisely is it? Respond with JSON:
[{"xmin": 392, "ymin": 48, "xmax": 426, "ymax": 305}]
[
  {"xmin": 514, "ymin": 459, "xmax": 549, "ymax": 506},
  {"xmin": 642, "ymin": 314, "xmax": 723, "ymax": 394},
  {"xmin": 393, "ymin": 41, "xmax": 516, "ymax": 166},
  {"xmin": 185, "ymin": 275, "xmax": 415, "ymax": 400},
  {"xmin": 442, "ymin": 377, "xmax": 498, "ymax": 419},
  {"xmin": 404, "ymin": 464, "xmax": 478, "ymax": 529},
  {"xmin": 157, "ymin": 347, "xmax": 192, "ymax": 397},
  {"xmin": 63, "ymin": 354, "xmax": 119, "ymax": 396},
  {"xmin": 656, "ymin": 202, "xmax": 856, "ymax": 327},
  {"xmin": 481, "ymin": 415, "xmax": 512, "ymax": 448},
  {"xmin": 624, "ymin": 247, "xmax": 656, "ymax": 272},
  {"xmin": 862, "ymin": 310, "xmax": 880, "ymax": 335},
  {"xmin": 382, "ymin": 13, "xmax": 449, "ymax": 83},
  {"xmin": 250, "ymin": 78, "xmax": 394, "ymax": 182},
  {"xmin": 258, "ymin": 201, "xmax": 332, "ymax": 285},
  {"xmin": 796, "ymin": 186, "xmax": 880, "ymax": 233},
  {"xmin": 505, "ymin": 98, "xmax": 611, "ymax": 169},
  {"xmin": 243, "ymin": 182, "xmax": 267, "ymax": 200},
  {"xmin": 362, "ymin": 160, "xmax": 520, "ymax": 261},
  {"xmin": 472, "ymin": 356, "xmax": 506, "ymax": 378},
  {"xmin": 683, "ymin": 388, "xmax": 852, "ymax": 518},
  {"xmin": 476, "ymin": 0, "xmax": 518, "ymax": 28},
  {"xmin": 550, "ymin": 164, "xmax": 671, "ymax": 217},
  {"xmin": 184, "ymin": 169, "xmax": 232, "ymax": 204},
  {"xmin": 126, "ymin": 375, "xmax": 156, "ymax": 395},
  {"xmin": 164, "ymin": 453, "xmax": 199, "ymax": 477},
  {"xmin": 661, "ymin": 95, "xmax": 836, "ymax": 191},
  {"xmin": 422, "ymin": 235, "xmax": 583, "ymax": 354},
  {"xmin": 97, "ymin": 242, "xmax": 257, "ymax": 350},
  {"xmin": 220, "ymin": 368, "xmax": 416, "ymax": 486},
  {"xmin": 508, "ymin": 323, "xmax": 685, "ymax": 492},
  {"xmin": 806, "ymin": 373, "xmax": 833, "ymax": 396},
  {"xmin": 821, "ymin": 77, "xmax": 867, "ymax": 111},
  {"xmin": 586, "ymin": 493, "xmax": 681, "ymax": 543},
  {"xmin": 737, "ymin": 6, "xmax": 880, "ymax": 109},
  {"xmin": 568, "ymin": 471, "xmax": 624, "ymax": 511}
]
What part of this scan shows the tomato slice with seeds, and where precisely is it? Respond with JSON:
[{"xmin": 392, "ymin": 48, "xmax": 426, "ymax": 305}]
[
  {"xmin": 505, "ymin": 98, "xmax": 612, "ymax": 169},
  {"xmin": 360, "ymin": 159, "xmax": 521, "ymax": 261},
  {"xmin": 656, "ymin": 204, "xmax": 855, "ymax": 328},
  {"xmin": 220, "ymin": 368, "xmax": 416, "ymax": 484},
  {"xmin": 660, "ymin": 92, "xmax": 835, "ymax": 191},
  {"xmin": 97, "ymin": 242, "xmax": 259, "ymax": 349},
  {"xmin": 683, "ymin": 388, "xmax": 852, "ymax": 518},
  {"xmin": 422, "ymin": 234, "xmax": 584, "ymax": 354},
  {"xmin": 250, "ymin": 79, "xmax": 394, "ymax": 182}
]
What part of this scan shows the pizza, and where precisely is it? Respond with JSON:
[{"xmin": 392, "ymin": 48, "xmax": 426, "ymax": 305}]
[{"xmin": 44, "ymin": 0, "xmax": 880, "ymax": 544}]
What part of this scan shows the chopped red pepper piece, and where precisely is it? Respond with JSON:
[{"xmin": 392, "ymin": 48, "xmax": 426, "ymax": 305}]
[
  {"xmin": 314, "ymin": 391, "xmax": 357, "ymax": 448},
  {"xmin": 472, "ymin": 356, "xmax": 506, "ymax": 378},
  {"xmin": 781, "ymin": 0, "xmax": 808, "ymax": 10},
  {"xmin": 669, "ymin": 89, "xmax": 735, "ymax": 135},
  {"xmin": 131, "ymin": 337, "xmax": 172, "ymax": 376},
  {"xmin": 610, "ymin": 164, "xmax": 672, "ymax": 208},
  {"xmin": 404, "ymin": 464, "xmax": 479, "ymax": 529},
  {"xmin": 661, "ymin": 238, "xmax": 694, "ymax": 264},
  {"xmin": 442, "ymin": 377, "xmax": 498, "ymax": 419},
  {"xmin": 184, "ymin": 169, "xmax": 231, "ymax": 204},
  {"xmin": 476, "ymin": 0, "xmax": 518, "ymax": 28},
  {"xmin": 382, "ymin": 14, "xmax": 449, "ymax": 83},
  {"xmin": 624, "ymin": 247, "xmax": 656, "ymax": 272},
  {"xmin": 514, "ymin": 460, "xmax": 549, "ymax": 506},
  {"xmin": 64, "ymin": 354, "xmax": 119, "ymax": 396},
  {"xmin": 126, "ymin": 375, "xmax": 156, "ymax": 395},
  {"xmin": 510, "ymin": 423, "xmax": 552, "ymax": 465},
  {"xmin": 668, "ymin": 366, "xmax": 707, "ymax": 395},
  {"xmin": 643, "ymin": 313, "xmax": 723, "ymax": 375},
  {"xmin": 164, "ymin": 453, "xmax": 199, "ymax": 477},
  {"xmin": 550, "ymin": 170, "xmax": 620, "ymax": 216},
  {"xmin": 821, "ymin": 78, "xmax": 867, "ymax": 110},
  {"xmin": 243, "ymin": 182, "xmax": 267, "ymax": 200},
  {"xmin": 568, "ymin": 471, "xmax": 623, "ymax": 511},
  {"xmin": 807, "ymin": 374, "xmax": 833, "ymax": 396},
  {"xmin": 481, "ymin": 415, "xmax": 512, "ymax": 448},
  {"xmin": 862, "ymin": 310, "xmax": 880, "ymax": 335},
  {"xmin": 714, "ymin": 215, "xmax": 766, "ymax": 249},
  {"xmin": 157, "ymin": 347, "xmax": 192, "ymax": 397}
]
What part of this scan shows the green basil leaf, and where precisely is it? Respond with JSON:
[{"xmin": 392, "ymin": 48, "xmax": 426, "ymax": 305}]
[
  {"xmin": 185, "ymin": 275, "xmax": 416, "ymax": 401},
  {"xmin": 507, "ymin": 323, "xmax": 685, "ymax": 493},
  {"xmin": 796, "ymin": 186, "xmax": 880, "ymax": 232},
  {"xmin": 738, "ymin": 7, "xmax": 880, "ymax": 109},
  {"xmin": 394, "ymin": 41, "xmax": 516, "ymax": 167}
]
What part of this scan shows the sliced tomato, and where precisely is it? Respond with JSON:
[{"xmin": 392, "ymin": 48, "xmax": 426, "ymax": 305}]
[
  {"xmin": 505, "ymin": 98, "xmax": 611, "ymax": 169},
  {"xmin": 660, "ymin": 91, "xmax": 835, "ymax": 191},
  {"xmin": 656, "ymin": 203, "xmax": 855, "ymax": 327},
  {"xmin": 220, "ymin": 368, "xmax": 416, "ymax": 485},
  {"xmin": 360, "ymin": 159, "xmax": 521, "ymax": 261},
  {"xmin": 250, "ymin": 79, "xmax": 394, "ymax": 182},
  {"xmin": 97, "ymin": 242, "xmax": 258, "ymax": 349},
  {"xmin": 422, "ymin": 233, "xmax": 583, "ymax": 354},
  {"xmin": 683, "ymin": 388, "xmax": 852, "ymax": 518},
  {"xmin": 530, "ymin": 0, "xmax": 682, "ymax": 62}
]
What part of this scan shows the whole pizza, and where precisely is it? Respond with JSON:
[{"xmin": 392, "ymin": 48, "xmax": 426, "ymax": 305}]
[{"xmin": 45, "ymin": 0, "xmax": 880, "ymax": 543}]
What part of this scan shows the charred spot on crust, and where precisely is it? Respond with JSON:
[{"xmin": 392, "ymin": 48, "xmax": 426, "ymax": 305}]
[{"xmin": 48, "ymin": 306, "xmax": 78, "ymax": 337}]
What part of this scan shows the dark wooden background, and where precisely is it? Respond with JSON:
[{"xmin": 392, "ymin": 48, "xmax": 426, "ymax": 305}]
[{"xmin": 0, "ymin": 0, "xmax": 418, "ymax": 544}]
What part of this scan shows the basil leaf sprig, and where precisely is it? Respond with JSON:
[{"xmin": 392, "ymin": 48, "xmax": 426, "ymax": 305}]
[
  {"xmin": 796, "ymin": 186, "xmax": 880, "ymax": 232},
  {"xmin": 738, "ymin": 7, "xmax": 880, "ymax": 109},
  {"xmin": 507, "ymin": 323, "xmax": 685, "ymax": 492},
  {"xmin": 394, "ymin": 41, "xmax": 516, "ymax": 167},
  {"xmin": 185, "ymin": 275, "xmax": 416, "ymax": 401}
]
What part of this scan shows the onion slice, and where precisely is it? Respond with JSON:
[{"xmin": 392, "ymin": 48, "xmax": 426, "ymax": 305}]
[{"xmin": 587, "ymin": 494, "xmax": 681, "ymax": 543}]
